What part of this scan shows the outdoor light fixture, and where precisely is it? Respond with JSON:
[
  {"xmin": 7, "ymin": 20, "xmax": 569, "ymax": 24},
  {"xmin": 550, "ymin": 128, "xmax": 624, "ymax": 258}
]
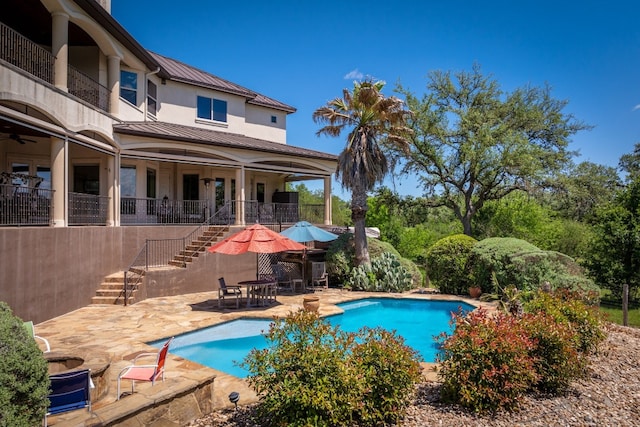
[
  {"xmin": 200, "ymin": 177, "xmax": 215, "ymax": 187},
  {"xmin": 228, "ymin": 391, "xmax": 240, "ymax": 410}
]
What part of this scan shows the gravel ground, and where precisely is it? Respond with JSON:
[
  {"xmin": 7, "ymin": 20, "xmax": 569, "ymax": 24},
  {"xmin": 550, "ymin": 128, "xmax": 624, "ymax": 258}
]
[{"xmin": 188, "ymin": 323, "xmax": 640, "ymax": 426}]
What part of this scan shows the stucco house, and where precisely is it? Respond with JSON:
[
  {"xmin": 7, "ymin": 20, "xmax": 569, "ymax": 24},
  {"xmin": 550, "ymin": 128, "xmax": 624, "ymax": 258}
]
[{"xmin": 0, "ymin": 0, "xmax": 338, "ymax": 323}]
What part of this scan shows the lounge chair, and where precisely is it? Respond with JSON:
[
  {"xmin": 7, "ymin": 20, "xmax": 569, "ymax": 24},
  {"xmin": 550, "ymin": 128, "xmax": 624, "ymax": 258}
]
[
  {"xmin": 23, "ymin": 320, "xmax": 50, "ymax": 352},
  {"xmin": 218, "ymin": 277, "xmax": 243, "ymax": 309},
  {"xmin": 45, "ymin": 368, "xmax": 91, "ymax": 426},
  {"xmin": 310, "ymin": 262, "xmax": 329, "ymax": 290},
  {"xmin": 117, "ymin": 337, "xmax": 173, "ymax": 400}
]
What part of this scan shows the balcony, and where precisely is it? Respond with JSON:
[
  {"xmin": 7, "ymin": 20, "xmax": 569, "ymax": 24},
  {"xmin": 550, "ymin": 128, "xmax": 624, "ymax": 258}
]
[
  {"xmin": 0, "ymin": 184, "xmax": 53, "ymax": 226},
  {"xmin": 0, "ymin": 21, "xmax": 110, "ymax": 112}
]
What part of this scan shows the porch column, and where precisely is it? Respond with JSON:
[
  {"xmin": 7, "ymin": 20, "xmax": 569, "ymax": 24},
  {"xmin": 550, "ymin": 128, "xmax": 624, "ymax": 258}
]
[
  {"xmin": 106, "ymin": 155, "xmax": 115, "ymax": 226},
  {"xmin": 50, "ymin": 136, "xmax": 66, "ymax": 227},
  {"xmin": 323, "ymin": 176, "xmax": 332, "ymax": 225},
  {"xmin": 107, "ymin": 55, "xmax": 121, "ymax": 115},
  {"xmin": 235, "ymin": 167, "xmax": 245, "ymax": 226},
  {"xmin": 51, "ymin": 12, "xmax": 69, "ymax": 91},
  {"xmin": 114, "ymin": 153, "xmax": 121, "ymax": 226}
]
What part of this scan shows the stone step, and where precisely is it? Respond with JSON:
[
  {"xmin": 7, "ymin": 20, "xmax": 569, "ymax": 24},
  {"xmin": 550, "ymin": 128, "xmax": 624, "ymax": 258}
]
[
  {"xmin": 94, "ymin": 289, "xmax": 127, "ymax": 297},
  {"xmin": 97, "ymin": 282, "xmax": 125, "ymax": 290},
  {"xmin": 185, "ymin": 244, "xmax": 206, "ymax": 252},
  {"xmin": 168, "ymin": 260, "xmax": 188, "ymax": 268},
  {"xmin": 173, "ymin": 255, "xmax": 193, "ymax": 263},
  {"xmin": 90, "ymin": 294, "xmax": 135, "ymax": 305},
  {"xmin": 180, "ymin": 250, "xmax": 200, "ymax": 257}
]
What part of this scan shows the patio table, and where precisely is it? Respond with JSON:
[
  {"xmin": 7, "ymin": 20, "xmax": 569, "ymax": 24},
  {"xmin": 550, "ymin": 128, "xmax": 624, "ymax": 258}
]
[{"xmin": 238, "ymin": 279, "xmax": 277, "ymax": 307}]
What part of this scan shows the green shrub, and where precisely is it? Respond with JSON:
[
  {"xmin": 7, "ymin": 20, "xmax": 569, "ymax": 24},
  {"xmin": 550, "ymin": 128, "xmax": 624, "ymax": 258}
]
[
  {"xmin": 346, "ymin": 252, "xmax": 414, "ymax": 292},
  {"xmin": 437, "ymin": 308, "xmax": 538, "ymax": 413},
  {"xmin": 524, "ymin": 290, "xmax": 606, "ymax": 354},
  {"xmin": 466, "ymin": 237, "xmax": 597, "ymax": 295},
  {"xmin": 243, "ymin": 310, "xmax": 421, "ymax": 426},
  {"xmin": 425, "ymin": 234, "xmax": 477, "ymax": 294},
  {"xmin": 0, "ymin": 302, "xmax": 50, "ymax": 427},
  {"xmin": 350, "ymin": 328, "xmax": 422, "ymax": 425},
  {"xmin": 520, "ymin": 311, "xmax": 586, "ymax": 393}
]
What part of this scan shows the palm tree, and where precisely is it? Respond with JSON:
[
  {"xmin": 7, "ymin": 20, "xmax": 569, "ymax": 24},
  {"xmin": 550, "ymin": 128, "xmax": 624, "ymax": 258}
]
[{"xmin": 313, "ymin": 80, "xmax": 412, "ymax": 267}]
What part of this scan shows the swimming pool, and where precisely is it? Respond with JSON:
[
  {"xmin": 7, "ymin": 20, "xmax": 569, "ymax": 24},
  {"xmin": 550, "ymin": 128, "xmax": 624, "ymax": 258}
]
[{"xmin": 151, "ymin": 298, "xmax": 474, "ymax": 378}]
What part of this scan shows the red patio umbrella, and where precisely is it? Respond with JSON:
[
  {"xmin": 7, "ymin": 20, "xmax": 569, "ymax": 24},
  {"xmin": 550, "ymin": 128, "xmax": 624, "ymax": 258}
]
[
  {"xmin": 208, "ymin": 223, "xmax": 306, "ymax": 280},
  {"xmin": 207, "ymin": 223, "xmax": 306, "ymax": 255}
]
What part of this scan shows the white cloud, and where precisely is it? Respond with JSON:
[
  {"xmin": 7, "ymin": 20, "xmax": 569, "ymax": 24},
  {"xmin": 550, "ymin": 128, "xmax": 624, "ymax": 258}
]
[
  {"xmin": 344, "ymin": 69, "xmax": 364, "ymax": 80},
  {"xmin": 633, "ymin": 104, "xmax": 640, "ymax": 112}
]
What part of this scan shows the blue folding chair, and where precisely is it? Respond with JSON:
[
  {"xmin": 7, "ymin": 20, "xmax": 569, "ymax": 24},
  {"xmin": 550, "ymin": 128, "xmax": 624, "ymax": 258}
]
[{"xmin": 45, "ymin": 369, "xmax": 91, "ymax": 426}]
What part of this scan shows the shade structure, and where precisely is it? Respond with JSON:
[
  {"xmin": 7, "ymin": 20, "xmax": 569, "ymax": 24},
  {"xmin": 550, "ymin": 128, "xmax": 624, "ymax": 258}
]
[
  {"xmin": 207, "ymin": 223, "xmax": 306, "ymax": 255},
  {"xmin": 279, "ymin": 221, "xmax": 338, "ymax": 243}
]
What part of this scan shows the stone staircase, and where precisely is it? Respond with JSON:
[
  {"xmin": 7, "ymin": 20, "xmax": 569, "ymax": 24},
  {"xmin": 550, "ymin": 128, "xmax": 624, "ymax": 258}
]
[
  {"xmin": 91, "ymin": 225, "xmax": 229, "ymax": 305},
  {"xmin": 90, "ymin": 271, "xmax": 138, "ymax": 305},
  {"xmin": 168, "ymin": 225, "xmax": 229, "ymax": 267}
]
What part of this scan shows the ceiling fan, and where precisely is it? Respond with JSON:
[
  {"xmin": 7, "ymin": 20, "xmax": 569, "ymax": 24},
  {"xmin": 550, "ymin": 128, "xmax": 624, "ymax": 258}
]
[{"xmin": 1, "ymin": 133, "xmax": 37, "ymax": 144}]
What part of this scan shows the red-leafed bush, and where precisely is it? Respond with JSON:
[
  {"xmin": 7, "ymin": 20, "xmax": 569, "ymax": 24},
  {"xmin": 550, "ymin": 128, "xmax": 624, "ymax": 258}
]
[{"xmin": 437, "ymin": 308, "xmax": 538, "ymax": 413}]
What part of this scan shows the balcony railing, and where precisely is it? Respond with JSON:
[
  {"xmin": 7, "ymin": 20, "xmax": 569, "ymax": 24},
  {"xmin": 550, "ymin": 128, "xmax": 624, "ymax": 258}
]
[
  {"xmin": 120, "ymin": 198, "xmax": 212, "ymax": 225},
  {"xmin": 0, "ymin": 21, "xmax": 110, "ymax": 111},
  {"xmin": 0, "ymin": 184, "xmax": 53, "ymax": 226},
  {"xmin": 69, "ymin": 192, "xmax": 109, "ymax": 225},
  {"xmin": 0, "ymin": 190, "xmax": 326, "ymax": 227}
]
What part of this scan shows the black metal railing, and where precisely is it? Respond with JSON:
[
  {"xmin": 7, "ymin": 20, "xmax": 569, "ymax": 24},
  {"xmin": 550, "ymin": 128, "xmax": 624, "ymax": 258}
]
[
  {"xmin": 0, "ymin": 184, "xmax": 53, "ymax": 226},
  {"xmin": 0, "ymin": 22, "xmax": 111, "ymax": 111},
  {"xmin": 68, "ymin": 64, "xmax": 110, "ymax": 111},
  {"xmin": 242, "ymin": 201, "xmax": 325, "ymax": 224},
  {"xmin": 0, "ymin": 21, "xmax": 53, "ymax": 83},
  {"xmin": 120, "ymin": 197, "xmax": 214, "ymax": 225},
  {"xmin": 69, "ymin": 192, "xmax": 109, "ymax": 225}
]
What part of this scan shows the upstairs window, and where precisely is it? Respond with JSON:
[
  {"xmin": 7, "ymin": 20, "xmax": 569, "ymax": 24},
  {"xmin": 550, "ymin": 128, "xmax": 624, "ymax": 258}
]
[
  {"xmin": 197, "ymin": 96, "xmax": 227, "ymax": 122},
  {"xmin": 271, "ymin": 115, "xmax": 277, "ymax": 123},
  {"xmin": 120, "ymin": 70, "xmax": 137, "ymax": 105},
  {"xmin": 147, "ymin": 80, "xmax": 157, "ymax": 116}
]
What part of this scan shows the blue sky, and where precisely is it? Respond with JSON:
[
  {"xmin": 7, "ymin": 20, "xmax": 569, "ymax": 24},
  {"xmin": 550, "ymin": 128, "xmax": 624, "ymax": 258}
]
[{"xmin": 112, "ymin": 0, "xmax": 640, "ymax": 199}]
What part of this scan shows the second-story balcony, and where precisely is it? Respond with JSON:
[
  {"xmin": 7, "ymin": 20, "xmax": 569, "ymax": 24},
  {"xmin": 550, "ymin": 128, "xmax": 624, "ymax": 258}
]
[{"xmin": 0, "ymin": 21, "xmax": 110, "ymax": 112}]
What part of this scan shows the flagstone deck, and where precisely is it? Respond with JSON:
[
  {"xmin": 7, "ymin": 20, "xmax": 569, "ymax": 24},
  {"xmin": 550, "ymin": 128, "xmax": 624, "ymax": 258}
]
[{"xmin": 37, "ymin": 289, "xmax": 487, "ymax": 426}]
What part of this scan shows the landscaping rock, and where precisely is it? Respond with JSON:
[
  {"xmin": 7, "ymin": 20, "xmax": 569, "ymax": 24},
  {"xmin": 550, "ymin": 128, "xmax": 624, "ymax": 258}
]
[{"xmin": 187, "ymin": 323, "xmax": 640, "ymax": 426}]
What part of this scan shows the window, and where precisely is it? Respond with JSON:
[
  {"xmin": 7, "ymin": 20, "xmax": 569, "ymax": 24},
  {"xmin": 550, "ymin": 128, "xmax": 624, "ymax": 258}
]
[
  {"xmin": 120, "ymin": 70, "xmax": 137, "ymax": 105},
  {"xmin": 271, "ymin": 115, "xmax": 277, "ymax": 123},
  {"xmin": 196, "ymin": 96, "xmax": 227, "ymax": 122},
  {"xmin": 256, "ymin": 182, "xmax": 265, "ymax": 203},
  {"xmin": 215, "ymin": 178, "xmax": 225, "ymax": 210},
  {"xmin": 147, "ymin": 80, "xmax": 157, "ymax": 116},
  {"xmin": 120, "ymin": 165, "xmax": 136, "ymax": 215},
  {"xmin": 74, "ymin": 165, "xmax": 100, "ymax": 195},
  {"xmin": 146, "ymin": 168, "xmax": 156, "ymax": 214}
]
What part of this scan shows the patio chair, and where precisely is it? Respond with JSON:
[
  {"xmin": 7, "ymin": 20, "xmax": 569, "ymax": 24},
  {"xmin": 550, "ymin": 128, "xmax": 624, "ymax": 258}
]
[
  {"xmin": 310, "ymin": 262, "xmax": 329, "ymax": 291},
  {"xmin": 271, "ymin": 264, "xmax": 294, "ymax": 294},
  {"xmin": 23, "ymin": 320, "xmax": 50, "ymax": 352},
  {"xmin": 45, "ymin": 368, "xmax": 91, "ymax": 426},
  {"xmin": 218, "ymin": 277, "xmax": 243, "ymax": 309},
  {"xmin": 257, "ymin": 273, "xmax": 277, "ymax": 305},
  {"xmin": 117, "ymin": 337, "xmax": 173, "ymax": 400}
]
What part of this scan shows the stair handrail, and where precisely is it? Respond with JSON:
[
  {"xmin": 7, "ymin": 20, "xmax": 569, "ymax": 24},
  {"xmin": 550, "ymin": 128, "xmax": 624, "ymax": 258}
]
[{"xmin": 122, "ymin": 202, "xmax": 232, "ymax": 306}]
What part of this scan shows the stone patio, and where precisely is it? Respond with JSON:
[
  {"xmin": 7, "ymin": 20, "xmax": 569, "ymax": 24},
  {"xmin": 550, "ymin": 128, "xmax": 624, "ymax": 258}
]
[{"xmin": 37, "ymin": 288, "xmax": 486, "ymax": 426}]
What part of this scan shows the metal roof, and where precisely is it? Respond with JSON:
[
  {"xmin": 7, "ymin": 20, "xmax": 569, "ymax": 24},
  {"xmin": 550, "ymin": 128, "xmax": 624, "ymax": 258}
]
[
  {"xmin": 113, "ymin": 121, "xmax": 336, "ymax": 161},
  {"xmin": 149, "ymin": 52, "xmax": 296, "ymax": 113}
]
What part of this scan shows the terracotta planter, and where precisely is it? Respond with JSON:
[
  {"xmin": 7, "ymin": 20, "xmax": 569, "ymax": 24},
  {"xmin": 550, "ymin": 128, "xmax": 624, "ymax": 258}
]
[
  {"xmin": 468, "ymin": 286, "xmax": 482, "ymax": 298},
  {"xmin": 303, "ymin": 296, "xmax": 320, "ymax": 312}
]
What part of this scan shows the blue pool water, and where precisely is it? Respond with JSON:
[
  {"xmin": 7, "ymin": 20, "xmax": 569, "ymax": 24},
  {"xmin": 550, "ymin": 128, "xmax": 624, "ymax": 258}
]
[{"xmin": 151, "ymin": 298, "xmax": 473, "ymax": 378}]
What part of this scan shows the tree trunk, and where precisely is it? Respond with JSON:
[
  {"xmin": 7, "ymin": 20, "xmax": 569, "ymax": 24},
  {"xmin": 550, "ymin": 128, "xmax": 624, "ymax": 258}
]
[
  {"xmin": 461, "ymin": 216, "xmax": 472, "ymax": 236},
  {"xmin": 352, "ymin": 188, "xmax": 370, "ymax": 267}
]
